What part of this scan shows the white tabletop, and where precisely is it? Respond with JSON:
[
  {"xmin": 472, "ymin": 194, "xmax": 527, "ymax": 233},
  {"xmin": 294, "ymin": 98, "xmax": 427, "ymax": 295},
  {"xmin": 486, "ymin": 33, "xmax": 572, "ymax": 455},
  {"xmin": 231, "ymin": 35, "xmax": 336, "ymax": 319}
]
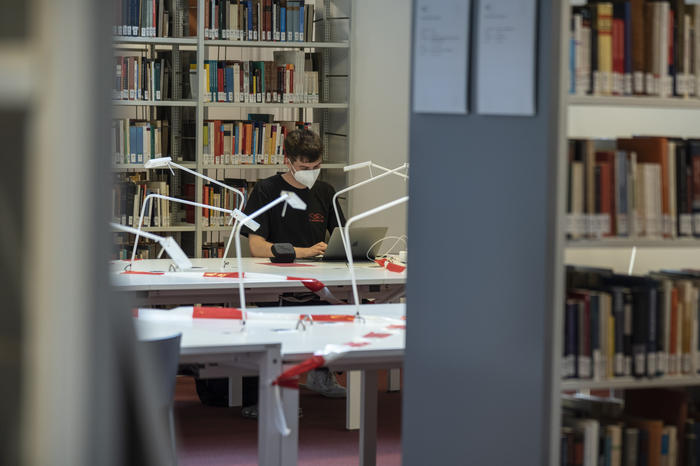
[
  {"xmin": 134, "ymin": 303, "xmax": 406, "ymax": 365},
  {"xmin": 112, "ymin": 257, "xmax": 406, "ymax": 291}
]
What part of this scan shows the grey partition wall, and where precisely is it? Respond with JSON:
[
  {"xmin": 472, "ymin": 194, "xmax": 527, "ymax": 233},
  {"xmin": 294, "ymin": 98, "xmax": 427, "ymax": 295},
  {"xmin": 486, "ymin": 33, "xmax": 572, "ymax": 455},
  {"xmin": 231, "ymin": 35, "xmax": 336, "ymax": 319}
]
[{"xmin": 402, "ymin": 0, "xmax": 564, "ymax": 465}]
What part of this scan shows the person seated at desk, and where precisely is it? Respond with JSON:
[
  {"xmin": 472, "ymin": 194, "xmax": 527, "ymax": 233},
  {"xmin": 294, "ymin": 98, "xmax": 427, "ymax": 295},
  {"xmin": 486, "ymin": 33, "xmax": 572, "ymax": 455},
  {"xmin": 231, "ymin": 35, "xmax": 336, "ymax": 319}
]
[
  {"xmin": 242, "ymin": 128, "xmax": 346, "ymax": 416},
  {"xmin": 243, "ymin": 128, "xmax": 340, "ymax": 260}
]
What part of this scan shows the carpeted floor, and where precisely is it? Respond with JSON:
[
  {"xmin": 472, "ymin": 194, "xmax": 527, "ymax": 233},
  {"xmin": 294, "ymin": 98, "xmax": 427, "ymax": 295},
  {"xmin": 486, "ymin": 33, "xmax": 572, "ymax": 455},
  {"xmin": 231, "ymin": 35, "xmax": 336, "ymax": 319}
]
[{"xmin": 174, "ymin": 372, "xmax": 402, "ymax": 465}]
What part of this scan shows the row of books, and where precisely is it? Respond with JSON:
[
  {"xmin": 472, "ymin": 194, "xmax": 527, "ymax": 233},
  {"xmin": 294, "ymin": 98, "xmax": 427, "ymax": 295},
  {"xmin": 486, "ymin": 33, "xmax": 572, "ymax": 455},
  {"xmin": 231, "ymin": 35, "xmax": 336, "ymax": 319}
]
[
  {"xmin": 112, "ymin": 176, "xmax": 254, "ymax": 229},
  {"xmin": 184, "ymin": 179, "xmax": 252, "ymax": 226},
  {"xmin": 564, "ymin": 266, "xmax": 700, "ymax": 381},
  {"xmin": 202, "ymin": 242, "xmax": 226, "ymax": 258},
  {"xmin": 112, "ymin": 119, "xmax": 170, "ymax": 165},
  {"xmin": 113, "ymin": 177, "xmax": 173, "ymax": 228},
  {"xmin": 569, "ymin": 1, "xmax": 700, "ymax": 97},
  {"xmin": 562, "ymin": 420, "xmax": 678, "ymax": 466},
  {"xmin": 197, "ymin": 53, "xmax": 319, "ymax": 104},
  {"xmin": 202, "ymin": 119, "xmax": 318, "ymax": 165},
  {"xmin": 113, "ymin": 56, "xmax": 171, "ymax": 101},
  {"xmin": 114, "ymin": 0, "xmax": 171, "ymax": 37},
  {"xmin": 567, "ymin": 137, "xmax": 700, "ymax": 239},
  {"xmin": 562, "ymin": 388, "xmax": 699, "ymax": 466},
  {"xmin": 114, "ymin": 238, "xmax": 161, "ymax": 260},
  {"xmin": 201, "ymin": 0, "xmax": 315, "ymax": 42}
]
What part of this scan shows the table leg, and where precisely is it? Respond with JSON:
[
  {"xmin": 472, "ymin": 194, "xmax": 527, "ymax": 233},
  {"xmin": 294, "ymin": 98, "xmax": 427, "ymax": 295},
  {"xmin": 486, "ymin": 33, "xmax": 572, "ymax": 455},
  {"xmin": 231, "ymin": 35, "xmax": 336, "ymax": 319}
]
[
  {"xmin": 258, "ymin": 348, "xmax": 283, "ymax": 466},
  {"xmin": 346, "ymin": 370, "xmax": 362, "ymax": 430},
  {"xmin": 228, "ymin": 374, "xmax": 242, "ymax": 407},
  {"xmin": 280, "ymin": 384, "xmax": 299, "ymax": 466},
  {"xmin": 360, "ymin": 369, "xmax": 378, "ymax": 466},
  {"xmin": 387, "ymin": 368, "xmax": 401, "ymax": 392}
]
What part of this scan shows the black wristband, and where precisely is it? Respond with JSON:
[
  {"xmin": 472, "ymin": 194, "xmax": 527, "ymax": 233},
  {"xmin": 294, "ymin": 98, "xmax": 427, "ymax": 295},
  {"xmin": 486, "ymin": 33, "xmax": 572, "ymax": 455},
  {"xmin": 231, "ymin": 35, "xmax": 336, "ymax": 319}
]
[{"xmin": 270, "ymin": 243, "xmax": 296, "ymax": 263}]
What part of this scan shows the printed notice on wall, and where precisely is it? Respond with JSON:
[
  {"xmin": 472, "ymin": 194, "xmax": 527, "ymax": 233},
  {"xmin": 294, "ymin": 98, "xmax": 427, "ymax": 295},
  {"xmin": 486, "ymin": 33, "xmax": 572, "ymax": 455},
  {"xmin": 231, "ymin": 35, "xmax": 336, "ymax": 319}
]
[
  {"xmin": 412, "ymin": 0, "xmax": 470, "ymax": 114},
  {"xmin": 476, "ymin": 0, "xmax": 537, "ymax": 116}
]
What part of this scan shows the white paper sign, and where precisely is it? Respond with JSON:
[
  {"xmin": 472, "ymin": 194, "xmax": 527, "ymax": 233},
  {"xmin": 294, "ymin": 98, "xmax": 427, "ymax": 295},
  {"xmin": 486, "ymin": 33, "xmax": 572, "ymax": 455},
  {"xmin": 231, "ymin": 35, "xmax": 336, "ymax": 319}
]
[
  {"xmin": 476, "ymin": 0, "xmax": 537, "ymax": 116},
  {"xmin": 412, "ymin": 0, "xmax": 470, "ymax": 114}
]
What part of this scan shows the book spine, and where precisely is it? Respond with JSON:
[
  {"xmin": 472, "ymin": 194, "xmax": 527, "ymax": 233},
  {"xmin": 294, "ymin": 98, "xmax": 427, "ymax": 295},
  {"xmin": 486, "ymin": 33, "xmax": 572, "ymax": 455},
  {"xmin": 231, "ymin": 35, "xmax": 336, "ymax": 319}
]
[
  {"xmin": 565, "ymin": 300, "xmax": 578, "ymax": 379},
  {"xmin": 632, "ymin": 288, "xmax": 648, "ymax": 377}
]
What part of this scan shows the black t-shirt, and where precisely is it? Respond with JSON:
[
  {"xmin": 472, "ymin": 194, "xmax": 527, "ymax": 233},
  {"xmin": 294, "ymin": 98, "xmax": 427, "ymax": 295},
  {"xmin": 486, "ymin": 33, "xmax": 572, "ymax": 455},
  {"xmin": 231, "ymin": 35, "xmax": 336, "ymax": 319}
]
[{"xmin": 241, "ymin": 174, "xmax": 345, "ymax": 247}]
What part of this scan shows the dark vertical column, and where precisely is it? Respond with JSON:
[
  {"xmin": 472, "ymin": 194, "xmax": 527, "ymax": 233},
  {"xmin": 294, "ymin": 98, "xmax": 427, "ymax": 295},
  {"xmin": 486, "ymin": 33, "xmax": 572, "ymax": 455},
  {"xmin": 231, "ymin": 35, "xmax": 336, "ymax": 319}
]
[{"xmin": 402, "ymin": 0, "xmax": 563, "ymax": 465}]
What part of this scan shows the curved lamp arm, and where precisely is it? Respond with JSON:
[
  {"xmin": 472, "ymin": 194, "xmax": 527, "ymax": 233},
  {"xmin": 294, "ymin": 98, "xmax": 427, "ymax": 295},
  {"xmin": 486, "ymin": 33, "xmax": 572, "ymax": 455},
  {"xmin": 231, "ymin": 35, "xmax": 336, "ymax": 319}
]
[
  {"xmin": 343, "ymin": 196, "xmax": 409, "ymax": 316},
  {"xmin": 145, "ymin": 157, "xmax": 246, "ymax": 209},
  {"xmin": 332, "ymin": 163, "xmax": 408, "ymax": 251},
  {"xmin": 129, "ymin": 193, "xmax": 245, "ymax": 269}
]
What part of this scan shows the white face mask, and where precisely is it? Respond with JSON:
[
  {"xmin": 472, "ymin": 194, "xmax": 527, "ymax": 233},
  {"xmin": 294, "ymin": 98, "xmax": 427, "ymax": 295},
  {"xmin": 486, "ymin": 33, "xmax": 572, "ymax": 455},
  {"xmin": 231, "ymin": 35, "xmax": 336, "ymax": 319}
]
[{"xmin": 289, "ymin": 163, "xmax": 320, "ymax": 189}]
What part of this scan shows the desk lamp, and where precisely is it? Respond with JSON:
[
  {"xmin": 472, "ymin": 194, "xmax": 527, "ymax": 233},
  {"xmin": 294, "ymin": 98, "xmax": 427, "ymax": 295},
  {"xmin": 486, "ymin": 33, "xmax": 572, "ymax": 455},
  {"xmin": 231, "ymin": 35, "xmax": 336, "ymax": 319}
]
[
  {"xmin": 129, "ymin": 193, "xmax": 259, "ymax": 270},
  {"xmin": 233, "ymin": 190, "xmax": 307, "ymax": 324},
  {"xmin": 333, "ymin": 162, "xmax": 409, "ymax": 250},
  {"xmin": 144, "ymin": 157, "xmax": 248, "ymax": 267},
  {"xmin": 343, "ymin": 196, "xmax": 409, "ymax": 317},
  {"xmin": 112, "ymin": 223, "xmax": 194, "ymax": 271}
]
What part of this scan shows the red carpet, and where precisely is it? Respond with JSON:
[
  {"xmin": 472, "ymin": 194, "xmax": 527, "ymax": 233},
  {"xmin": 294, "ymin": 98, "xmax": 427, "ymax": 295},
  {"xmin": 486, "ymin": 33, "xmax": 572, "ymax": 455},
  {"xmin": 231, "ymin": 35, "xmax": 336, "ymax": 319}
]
[{"xmin": 174, "ymin": 373, "xmax": 402, "ymax": 465}]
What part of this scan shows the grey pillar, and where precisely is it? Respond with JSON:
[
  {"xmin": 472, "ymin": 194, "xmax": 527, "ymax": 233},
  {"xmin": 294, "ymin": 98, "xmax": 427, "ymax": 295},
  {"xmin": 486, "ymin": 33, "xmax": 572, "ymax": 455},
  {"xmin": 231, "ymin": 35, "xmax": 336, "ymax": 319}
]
[{"xmin": 402, "ymin": 1, "xmax": 563, "ymax": 465}]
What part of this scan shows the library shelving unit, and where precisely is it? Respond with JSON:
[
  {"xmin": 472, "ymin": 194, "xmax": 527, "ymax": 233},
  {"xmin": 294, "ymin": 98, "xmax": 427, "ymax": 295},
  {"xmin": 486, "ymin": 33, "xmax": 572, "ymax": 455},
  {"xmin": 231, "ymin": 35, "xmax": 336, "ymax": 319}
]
[
  {"xmin": 112, "ymin": 0, "xmax": 351, "ymax": 257},
  {"xmin": 557, "ymin": 0, "xmax": 700, "ymax": 460},
  {"xmin": 563, "ymin": 0, "xmax": 700, "ymax": 249},
  {"xmin": 562, "ymin": 375, "xmax": 700, "ymax": 392},
  {"xmin": 565, "ymin": 238, "xmax": 700, "ymax": 248}
]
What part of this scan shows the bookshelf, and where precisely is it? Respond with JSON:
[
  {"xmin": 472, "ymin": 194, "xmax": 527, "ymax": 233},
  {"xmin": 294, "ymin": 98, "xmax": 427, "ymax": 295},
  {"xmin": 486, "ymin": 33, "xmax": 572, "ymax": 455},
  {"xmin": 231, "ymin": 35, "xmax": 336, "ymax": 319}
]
[
  {"xmin": 558, "ymin": 2, "xmax": 700, "ymax": 465},
  {"xmin": 564, "ymin": 0, "xmax": 700, "ymax": 251},
  {"xmin": 568, "ymin": 95, "xmax": 700, "ymax": 109},
  {"xmin": 112, "ymin": 100, "xmax": 197, "ymax": 106},
  {"xmin": 204, "ymin": 39, "xmax": 349, "ymax": 48},
  {"xmin": 565, "ymin": 238, "xmax": 700, "ymax": 248},
  {"xmin": 112, "ymin": 0, "xmax": 351, "ymax": 259},
  {"xmin": 562, "ymin": 376, "xmax": 700, "ymax": 391}
]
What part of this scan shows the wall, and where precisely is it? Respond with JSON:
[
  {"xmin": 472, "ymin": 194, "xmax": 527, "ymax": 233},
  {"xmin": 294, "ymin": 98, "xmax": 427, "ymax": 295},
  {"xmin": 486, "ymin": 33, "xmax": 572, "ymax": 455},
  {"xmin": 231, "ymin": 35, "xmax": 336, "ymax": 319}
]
[{"xmin": 347, "ymin": 0, "xmax": 411, "ymax": 243}]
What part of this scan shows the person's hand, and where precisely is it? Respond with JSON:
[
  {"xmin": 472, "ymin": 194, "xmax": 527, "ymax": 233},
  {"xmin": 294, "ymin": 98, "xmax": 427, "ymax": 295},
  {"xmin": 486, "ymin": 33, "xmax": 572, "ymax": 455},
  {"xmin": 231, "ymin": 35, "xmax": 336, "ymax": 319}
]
[{"xmin": 298, "ymin": 242, "xmax": 327, "ymax": 258}]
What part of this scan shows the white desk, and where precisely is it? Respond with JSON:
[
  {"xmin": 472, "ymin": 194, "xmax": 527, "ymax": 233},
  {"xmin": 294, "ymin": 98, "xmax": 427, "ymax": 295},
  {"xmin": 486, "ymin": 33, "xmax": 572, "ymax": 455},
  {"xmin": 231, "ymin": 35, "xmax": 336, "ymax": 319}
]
[
  {"xmin": 112, "ymin": 258, "xmax": 406, "ymax": 306},
  {"xmin": 136, "ymin": 322, "xmax": 288, "ymax": 466},
  {"xmin": 134, "ymin": 303, "xmax": 405, "ymax": 466}
]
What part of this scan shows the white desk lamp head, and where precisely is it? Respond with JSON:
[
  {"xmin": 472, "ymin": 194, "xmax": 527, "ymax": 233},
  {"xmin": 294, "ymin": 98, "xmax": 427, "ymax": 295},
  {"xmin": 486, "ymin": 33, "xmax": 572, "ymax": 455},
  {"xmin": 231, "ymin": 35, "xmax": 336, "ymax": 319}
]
[
  {"xmin": 234, "ymin": 191, "xmax": 307, "ymax": 325},
  {"xmin": 112, "ymin": 223, "xmax": 194, "ymax": 271}
]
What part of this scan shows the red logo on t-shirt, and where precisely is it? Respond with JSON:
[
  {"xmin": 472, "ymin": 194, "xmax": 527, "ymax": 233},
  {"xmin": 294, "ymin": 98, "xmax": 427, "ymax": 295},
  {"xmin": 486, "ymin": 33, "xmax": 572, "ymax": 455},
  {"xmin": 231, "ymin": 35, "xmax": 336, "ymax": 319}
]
[{"xmin": 309, "ymin": 213, "xmax": 325, "ymax": 223}]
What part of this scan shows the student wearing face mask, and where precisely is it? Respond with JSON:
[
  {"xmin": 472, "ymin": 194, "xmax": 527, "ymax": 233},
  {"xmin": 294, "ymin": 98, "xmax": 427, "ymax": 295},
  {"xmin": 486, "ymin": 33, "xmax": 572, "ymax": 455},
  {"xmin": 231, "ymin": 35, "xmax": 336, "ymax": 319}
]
[
  {"xmin": 235, "ymin": 128, "xmax": 347, "ymax": 411},
  {"xmin": 242, "ymin": 128, "xmax": 345, "ymax": 259}
]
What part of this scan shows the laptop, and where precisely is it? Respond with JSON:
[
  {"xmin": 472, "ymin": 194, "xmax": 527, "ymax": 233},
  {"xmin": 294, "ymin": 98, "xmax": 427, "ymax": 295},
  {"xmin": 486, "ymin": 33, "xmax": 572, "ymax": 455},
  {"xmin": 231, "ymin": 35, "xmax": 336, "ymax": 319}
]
[{"xmin": 321, "ymin": 227, "xmax": 388, "ymax": 261}]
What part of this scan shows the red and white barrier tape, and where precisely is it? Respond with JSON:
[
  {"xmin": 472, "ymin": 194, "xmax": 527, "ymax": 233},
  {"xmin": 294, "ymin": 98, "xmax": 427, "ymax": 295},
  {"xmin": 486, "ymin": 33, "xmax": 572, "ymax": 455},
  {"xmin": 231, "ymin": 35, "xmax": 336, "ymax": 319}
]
[
  {"xmin": 286, "ymin": 276, "xmax": 343, "ymax": 304},
  {"xmin": 374, "ymin": 258, "xmax": 406, "ymax": 273},
  {"xmin": 272, "ymin": 323, "xmax": 405, "ymax": 389}
]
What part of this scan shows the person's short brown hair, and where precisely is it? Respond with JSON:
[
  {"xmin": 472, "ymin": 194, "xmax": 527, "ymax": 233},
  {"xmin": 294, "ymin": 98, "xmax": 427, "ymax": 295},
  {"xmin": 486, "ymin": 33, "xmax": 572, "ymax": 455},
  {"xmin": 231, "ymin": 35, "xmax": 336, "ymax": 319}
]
[{"xmin": 284, "ymin": 128, "xmax": 323, "ymax": 163}]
